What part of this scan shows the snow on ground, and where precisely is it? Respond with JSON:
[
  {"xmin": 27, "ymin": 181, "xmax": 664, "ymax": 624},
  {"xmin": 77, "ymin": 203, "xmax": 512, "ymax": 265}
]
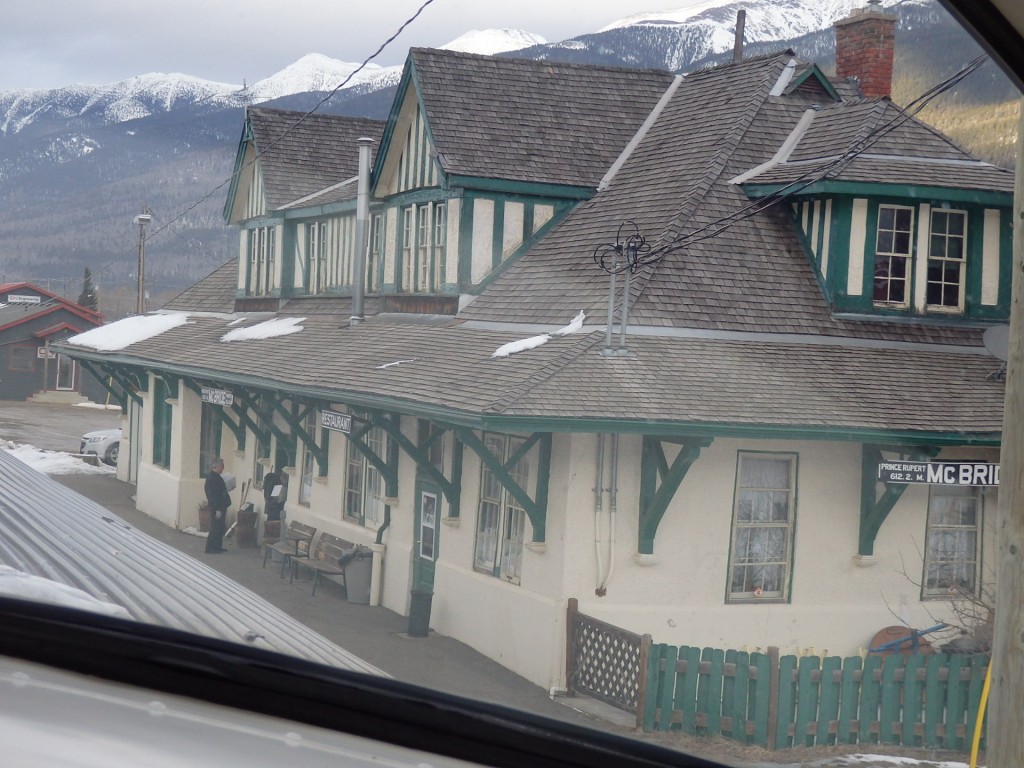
[{"xmin": 0, "ymin": 440, "xmax": 115, "ymax": 475}]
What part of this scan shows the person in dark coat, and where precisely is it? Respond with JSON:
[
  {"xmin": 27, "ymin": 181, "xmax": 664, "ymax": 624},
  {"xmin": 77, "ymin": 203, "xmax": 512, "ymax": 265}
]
[{"xmin": 204, "ymin": 457, "xmax": 231, "ymax": 554}]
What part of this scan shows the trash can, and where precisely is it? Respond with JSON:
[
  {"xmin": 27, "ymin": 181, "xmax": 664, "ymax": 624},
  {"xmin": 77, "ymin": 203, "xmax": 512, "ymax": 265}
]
[
  {"xmin": 342, "ymin": 546, "xmax": 373, "ymax": 605},
  {"xmin": 236, "ymin": 502, "xmax": 257, "ymax": 549},
  {"xmin": 407, "ymin": 589, "xmax": 433, "ymax": 637}
]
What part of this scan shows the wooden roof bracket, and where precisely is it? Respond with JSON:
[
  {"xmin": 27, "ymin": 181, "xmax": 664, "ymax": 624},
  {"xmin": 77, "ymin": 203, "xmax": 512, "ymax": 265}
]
[
  {"xmin": 638, "ymin": 436, "xmax": 713, "ymax": 555},
  {"xmin": 859, "ymin": 443, "xmax": 941, "ymax": 555}
]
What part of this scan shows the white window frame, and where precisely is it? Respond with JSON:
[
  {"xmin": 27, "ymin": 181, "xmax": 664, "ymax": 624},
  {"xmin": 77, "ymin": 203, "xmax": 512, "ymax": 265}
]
[
  {"xmin": 402, "ymin": 207, "xmax": 415, "ymax": 291},
  {"xmin": 727, "ymin": 452, "xmax": 797, "ymax": 603},
  {"xmin": 344, "ymin": 425, "xmax": 387, "ymax": 530},
  {"xmin": 923, "ymin": 485, "xmax": 982, "ymax": 599},
  {"xmin": 872, "ymin": 204, "xmax": 915, "ymax": 308},
  {"xmin": 247, "ymin": 225, "xmax": 277, "ymax": 296},
  {"xmin": 925, "ymin": 208, "xmax": 968, "ymax": 313},
  {"xmin": 433, "ymin": 203, "xmax": 446, "ymax": 289},
  {"xmin": 474, "ymin": 434, "xmax": 529, "ymax": 585}
]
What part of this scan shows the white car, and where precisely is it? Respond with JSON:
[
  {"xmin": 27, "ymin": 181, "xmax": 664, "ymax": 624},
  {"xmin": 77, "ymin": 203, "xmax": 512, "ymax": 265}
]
[{"xmin": 79, "ymin": 428, "xmax": 121, "ymax": 466}]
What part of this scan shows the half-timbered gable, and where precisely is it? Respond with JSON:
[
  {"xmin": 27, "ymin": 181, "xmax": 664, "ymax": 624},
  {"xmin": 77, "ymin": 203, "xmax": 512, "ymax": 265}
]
[{"xmin": 223, "ymin": 108, "xmax": 386, "ymax": 308}]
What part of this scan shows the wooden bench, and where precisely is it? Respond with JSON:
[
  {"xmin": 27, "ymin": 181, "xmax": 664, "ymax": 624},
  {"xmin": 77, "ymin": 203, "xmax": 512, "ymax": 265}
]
[
  {"xmin": 291, "ymin": 533, "xmax": 356, "ymax": 596},
  {"xmin": 261, "ymin": 521, "xmax": 316, "ymax": 578}
]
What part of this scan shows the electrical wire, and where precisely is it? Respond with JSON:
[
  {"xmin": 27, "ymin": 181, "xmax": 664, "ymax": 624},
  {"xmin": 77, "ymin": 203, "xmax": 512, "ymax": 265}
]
[
  {"xmin": 84, "ymin": 0, "xmax": 437, "ymax": 283},
  {"xmin": 597, "ymin": 53, "xmax": 991, "ymax": 274}
]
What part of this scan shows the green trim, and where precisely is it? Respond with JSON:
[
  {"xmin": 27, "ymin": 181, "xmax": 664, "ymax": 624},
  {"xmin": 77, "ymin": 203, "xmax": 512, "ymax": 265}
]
[
  {"xmin": 343, "ymin": 415, "xmax": 399, "ymax": 492},
  {"xmin": 445, "ymin": 174, "xmax": 595, "ymax": 200},
  {"xmin": 369, "ymin": 411, "xmax": 461, "ymax": 516},
  {"xmin": 787, "ymin": 64, "xmax": 840, "ymax": 101},
  {"xmin": 458, "ymin": 196, "xmax": 474, "ymax": 285},
  {"xmin": 859, "ymin": 444, "xmax": 941, "ymax": 555},
  {"xmin": 79, "ymin": 360, "xmax": 130, "ymax": 410},
  {"xmin": 638, "ymin": 437, "xmax": 711, "ymax": 555},
  {"xmin": 280, "ymin": 199, "xmax": 359, "ymax": 220},
  {"xmin": 457, "ymin": 428, "xmax": 551, "ymax": 543},
  {"xmin": 182, "ymin": 379, "xmax": 246, "ymax": 450},
  {"xmin": 743, "ymin": 181, "xmax": 1012, "ymax": 208},
  {"xmin": 492, "ymin": 200, "xmax": 505, "ymax": 270},
  {"xmin": 223, "ymin": 120, "xmax": 253, "ymax": 222},
  {"xmin": 51, "ymin": 352, "xmax": 1004, "ymax": 447}
]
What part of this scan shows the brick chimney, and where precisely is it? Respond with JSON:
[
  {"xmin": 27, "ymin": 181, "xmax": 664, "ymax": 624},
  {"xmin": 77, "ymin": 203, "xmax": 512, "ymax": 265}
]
[{"xmin": 834, "ymin": 0, "xmax": 897, "ymax": 99}]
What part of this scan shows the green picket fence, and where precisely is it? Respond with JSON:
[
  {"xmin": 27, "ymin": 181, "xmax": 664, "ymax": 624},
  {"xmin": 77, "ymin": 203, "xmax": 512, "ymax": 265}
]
[{"xmin": 641, "ymin": 644, "xmax": 988, "ymax": 751}]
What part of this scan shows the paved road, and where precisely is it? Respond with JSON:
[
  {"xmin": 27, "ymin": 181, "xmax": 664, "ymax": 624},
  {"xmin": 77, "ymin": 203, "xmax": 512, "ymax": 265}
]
[{"xmin": 0, "ymin": 401, "xmax": 120, "ymax": 453}]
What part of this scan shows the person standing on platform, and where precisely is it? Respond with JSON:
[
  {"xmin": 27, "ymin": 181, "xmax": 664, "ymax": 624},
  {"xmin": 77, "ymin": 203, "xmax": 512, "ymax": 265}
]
[{"xmin": 204, "ymin": 457, "xmax": 231, "ymax": 554}]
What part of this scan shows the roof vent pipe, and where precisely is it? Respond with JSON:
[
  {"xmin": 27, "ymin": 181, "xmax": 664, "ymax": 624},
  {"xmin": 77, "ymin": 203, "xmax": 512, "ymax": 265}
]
[
  {"xmin": 733, "ymin": 10, "xmax": 746, "ymax": 62},
  {"xmin": 351, "ymin": 137, "xmax": 375, "ymax": 326}
]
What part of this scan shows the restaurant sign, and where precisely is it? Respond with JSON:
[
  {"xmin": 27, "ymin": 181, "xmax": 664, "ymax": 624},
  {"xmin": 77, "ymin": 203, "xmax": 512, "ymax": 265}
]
[
  {"xmin": 877, "ymin": 461, "xmax": 999, "ymax": 486},
  {"xmin": 320, "ymin": 410, "xmax": 352, "ymax": 434}
]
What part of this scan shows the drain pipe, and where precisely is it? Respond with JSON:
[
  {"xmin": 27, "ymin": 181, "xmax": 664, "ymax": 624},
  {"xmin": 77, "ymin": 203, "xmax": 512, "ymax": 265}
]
[
  {"xmin": 369, "ymin": 502, "xmax": 392, "ymax": 607},
  {"xmin": 600, "ymin": 434, "xmax": 620, "ymax": 592},
  {"xmin": 594, "ymin": 433, "xmax": 606, "ymax": 596},
  {"xmin": 351, "ymin": 136, "xmax": 374, "ymax": 326}
]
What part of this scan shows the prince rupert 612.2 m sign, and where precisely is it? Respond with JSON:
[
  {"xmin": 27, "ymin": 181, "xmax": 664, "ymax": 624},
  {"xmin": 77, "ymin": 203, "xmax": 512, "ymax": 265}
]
[{"xmin": 877, "ymin": 461, "xmax": 1000, "ymax": 486}]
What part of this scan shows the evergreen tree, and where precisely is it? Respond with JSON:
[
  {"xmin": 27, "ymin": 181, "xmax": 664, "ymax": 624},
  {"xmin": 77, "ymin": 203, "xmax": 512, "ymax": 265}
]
[{"xmin": 78, "ymin": 267, "xmax": 99, "ymax": 311}]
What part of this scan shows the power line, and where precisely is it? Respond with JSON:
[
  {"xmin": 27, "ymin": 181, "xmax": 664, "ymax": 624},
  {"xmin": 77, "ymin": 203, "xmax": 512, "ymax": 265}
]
[
  {"xmin": 86, "ymin": 0, "xmax": 438, "ymax": 284},
  {"xmin": 599, "ymin": 53, "xmax": 991, "ymax": 274}
]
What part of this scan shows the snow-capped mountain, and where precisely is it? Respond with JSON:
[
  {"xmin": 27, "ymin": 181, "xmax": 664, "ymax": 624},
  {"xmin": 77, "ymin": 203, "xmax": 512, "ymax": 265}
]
[
  {"xmin": 0, "ymin": 0, "xmax": 1013, "ymax": 306},
  {"xmin": 439, "ymin": 28, "xmax": 547, "ymax": 56},
  {"xmin": 0, "ymin": 28, "xmax": 545, "ymax": 138}
]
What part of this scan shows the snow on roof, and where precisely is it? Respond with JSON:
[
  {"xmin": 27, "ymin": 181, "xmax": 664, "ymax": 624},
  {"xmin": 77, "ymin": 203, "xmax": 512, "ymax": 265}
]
[
  {"xmin": 0, "ymin": 565, "xmax": 131, "ymax": 620},
  {"xmin": 221, "ymin": 316, "xmax": 305, "ymax": 342},
  {"xmin": 68, "ymin": 312, "xmax": 191, "ymax": 351}
]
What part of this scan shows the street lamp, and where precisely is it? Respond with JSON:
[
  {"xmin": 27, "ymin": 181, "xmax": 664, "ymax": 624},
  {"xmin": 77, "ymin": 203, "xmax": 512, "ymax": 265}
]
[{"xmin": 135, "ymin": 208, "xmax": 152, "ymax": 314}]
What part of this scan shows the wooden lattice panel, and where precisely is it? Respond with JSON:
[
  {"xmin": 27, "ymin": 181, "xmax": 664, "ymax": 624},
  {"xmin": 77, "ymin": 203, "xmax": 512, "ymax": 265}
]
[{"xmin": 569, "ymin": 615, "xmax": 642, "ymax": 712}]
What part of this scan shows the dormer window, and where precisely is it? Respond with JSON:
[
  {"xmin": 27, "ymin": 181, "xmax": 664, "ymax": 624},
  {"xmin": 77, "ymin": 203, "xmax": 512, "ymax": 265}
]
[
  {"xmin": 872, "ymin": 205, "xmax": 913, "ymax": 307},
  {"xmin": 926, "ymin": 208, "xmax": 967, "ymax": 312},
  {"xmin": 400, "ymin": 202, "xmax": 447, "ymax": 293},
  {"xmin": 247, "ymin": 226, "xmax": 276, "ymax": 296}
]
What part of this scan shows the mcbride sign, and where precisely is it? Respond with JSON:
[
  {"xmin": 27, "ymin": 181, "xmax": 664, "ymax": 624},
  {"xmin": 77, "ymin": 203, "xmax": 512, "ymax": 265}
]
[
  {"xmin": 200, "ymin": 387, "xmax": 233, "ymax": 407},
  {"xmin": 877, "ymin": 461, "xmax": 1000, "ymax": 486}
]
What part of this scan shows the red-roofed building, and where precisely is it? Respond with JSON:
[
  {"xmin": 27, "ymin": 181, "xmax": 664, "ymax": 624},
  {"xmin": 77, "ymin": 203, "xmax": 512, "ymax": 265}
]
[{"xmin": 0, "ymin": 283, "xmax": 109, "ymax": 402}]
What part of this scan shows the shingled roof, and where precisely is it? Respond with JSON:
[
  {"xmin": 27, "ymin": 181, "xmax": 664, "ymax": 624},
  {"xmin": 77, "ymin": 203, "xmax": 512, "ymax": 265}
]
[
  {"xmin": 407, "ymin": 48, "xmax": 679, "ymax": 188},
  {"xmin": 164, "ymin": 258, "xmax": 238, "ymax": 314},
  {"xmin": 456, "ymin": 51, "xmax": 1007, "ymax": 351},
  {"xmin": 245, "ymin": 108, "xmax": 385, "ymax": 210}
]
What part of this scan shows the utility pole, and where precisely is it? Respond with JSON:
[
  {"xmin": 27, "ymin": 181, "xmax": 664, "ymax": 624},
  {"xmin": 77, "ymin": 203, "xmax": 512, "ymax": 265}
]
[
  {"xmin": 135, "ymin": 206, "xmax": 152, "ymax": 314},
  {"xmin": 989, "ymin": 107, "xmax": 1024, "ymax": 765}
]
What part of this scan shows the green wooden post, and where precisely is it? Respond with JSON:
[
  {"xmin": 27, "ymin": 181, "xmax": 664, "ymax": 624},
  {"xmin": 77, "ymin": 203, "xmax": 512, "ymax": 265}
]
[
  {"xmin": 695, "ymin": 647, "xmax": 713, "ymax": 736},
  {"xmin": 879, "ymin": 654, "xmax": 903, "ymax": 744},
  {"xmin": 731, "ymin": 650, "xmax": 750, "ymax": 743},
  {"xmin": 642, "ymin": 644, "xmax": 665, "ymax": 732},
  {"xmin": 707, "ymin": 648, "xmax": 724, "ymax": 737},
  {"xmin": 722, "ymin": 649, "xmax": 737, "ymax": 740},
  {"xmin": 657, "ymin": 644, "xmax": 679, "ymax": 732},
  {"xmin": 678, "ymin": 646, "xmax": 701, "ymax": 735},
  {"xmin": 859, "ymin": 654, "xmax": 883, "ymax": 745},
  {"xmin": 775, "ymin": 654, "xmax": 798, "ymax": 749},
  {"xmin": 817, "ymin": 656, "xmax": 842, "ymax": 747},
  {"xmin": 795, "ymin": 656, "xmax": 821, "ymax": 747},
  {"xmin": 944, "ymin": 655, "xmax": 966, "ymax": 750},
  {"xmin": 923, "ymin": 653, "xmax": 947, "ymax": 748},
  {"xmin": 838, "ymin": 655, "xmax": 862, "ymax": 744},
  {"xmin": 902, "ymin": 654, "xmax": 925, "ymax": 746},
  {"xmin": 752, "ymin": 651, "xmax": 771, "ymax": 749}
]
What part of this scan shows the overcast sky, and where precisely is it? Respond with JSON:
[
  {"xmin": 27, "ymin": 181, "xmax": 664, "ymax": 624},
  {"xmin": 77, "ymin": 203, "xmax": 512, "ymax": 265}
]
[{"xmin": 0, "ymin": 1, "xmax": 705, "ymax": 92}]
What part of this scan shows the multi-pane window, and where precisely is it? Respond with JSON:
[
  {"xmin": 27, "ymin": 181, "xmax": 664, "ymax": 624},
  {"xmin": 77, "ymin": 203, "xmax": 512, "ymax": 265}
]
[
  {"xmin": 923, "ymin": 485, "xmax": 981, "ymax": 598},
  {"xmin": 247, "ymin": 226, "xmax": 276, "ymax": 296},
  {"xmin": 926, "ymin": 209, "xmax": 967, "ymax": 311},
  {"xmin": 10, "ymin": 346, "xmax": 35, "ymax": 371},
  {"xmin": 727, "ymin": 453, "xmax": 797, "ymax": 602},
  {"xmin": 345, "ymin": 425, "xmax": 388, "ymax": 529},
  {"xmin": 306, "ymin": 222, "xmax": 328, "ymax": 294},
  {"xmin": 298, "ymin": 413, "xmax": 316, "ymax": 506},
  {"xmin": 198, "ymin": 402, "xmax": 221, "ymax": 478},
  {"xmin": 152, "ymin": 377, "xmax": 172, "ymax": 470},
  {"xmin": 872, "ymin": 205, "xmax": 914, "ymax": 307},
  {"xmin": 400, "ymin": 203, "xmax": 446, "ymax": 293},
  {"xmin": 474, "ymin": 434, "xmax": 528, "ymax": 584},
  {"xmin": 367, "ymin": 214, "xmax": 383, "ymax": 293}
]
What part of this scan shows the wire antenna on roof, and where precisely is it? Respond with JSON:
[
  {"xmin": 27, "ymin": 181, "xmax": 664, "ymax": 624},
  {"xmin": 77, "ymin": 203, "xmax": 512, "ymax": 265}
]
[{"xmin": 593, "ymin": 221, "xmax": 651, "ymax": 356}]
